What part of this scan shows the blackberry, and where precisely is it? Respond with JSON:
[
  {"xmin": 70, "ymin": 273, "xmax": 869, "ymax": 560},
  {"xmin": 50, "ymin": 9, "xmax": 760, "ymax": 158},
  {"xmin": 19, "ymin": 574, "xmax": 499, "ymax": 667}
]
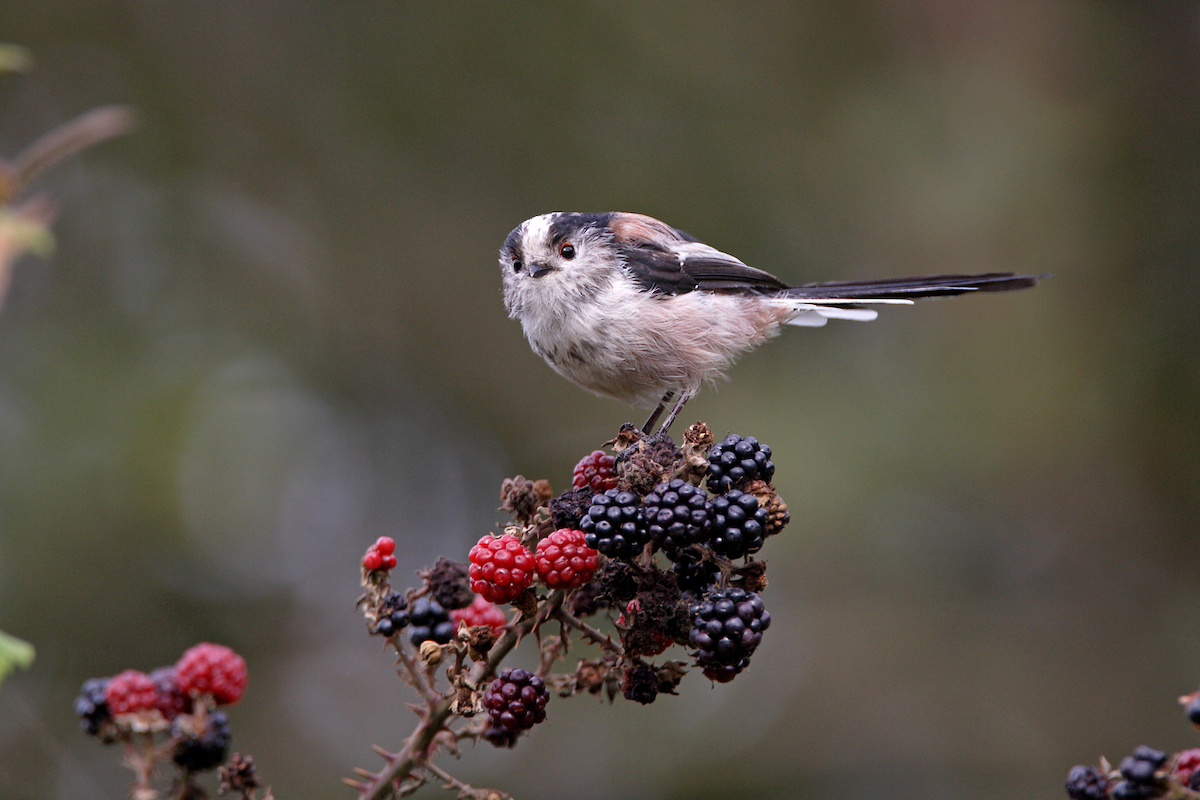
[
  {"xmin": 701, "ymin": 657, "xmax": 750, "ymax": 684},
  {"xmin": 573, "ymin": 450, "xmax": 617, "ymax": 493},
  {"xmin": 176, "ymin": 643, "xmax": 248, "ymax": 706},
  {"xmin": 373, "ymin": 591, "xmax": 410, "ymax": 636},
  {"xmin": 1065, "ymin": 765, "xmax": 1109, "ymax": 800},
  {"xmin": 75, "ymin": 677, "xmax": 111, "ymax": 735},
  {"xmin": 1174, "ymin": 749, "xmax": 1200, "ymax": 788},
  {"xmin": 534, "ymin": 529, "xmax": 599, "ymax": 589},
  {"xmin": 671, "ymin": 553, "xmax": 720, "ymax": 595},
  {"xmin": 172, "ymin": 711, "xmax": 232, "ymax": 773},
  {"xmin": 566, "ymin": 580, "xmax": 608, "ymax": 617},
  {"xmin": 450, "ymin": 594, "xmax": 507, "ymax": 634},
  {"xmin": 643, "ymin": 479, "xmax": 711, "ymax": 555},
  {"xmin": 689, "ymin": 587, "xmax": 770, "ymax": 676},
  {"xmin": 482, "ymin": 725, "xmax": 521, "ymax": 748},
  {"xmin": 105, "ymin": 670, "xmax": 159, "ymax": 715},
  {"xmin": 1187, "ymin": 695, "xmax": 1200, "ymax": 726},
  {"xmin": 621, "ymin": 661, "xmax": 658, "ymax": 705},
  {"xmin": 482, "ymin": 668, "xmax": 548, "ymax": 731},
  {"xmin": 706, "ymin": 434, "xmax": 774, "ymax": 494},
  {"xmin": 427, "ymin": 558, "xmax": 473, "ymax": 611},
  {"xmin": 550, "ymin": 486, "xmax": 595, "ymax": 531},
  {"xmin": 709, "ymin": 490, "xmax": 769, "ymax": 558},
  {"xmin": 468, "ymin": 533, "xmax": 536, "ymax": 604},
  {"xmin": 408, "ymin": 596, "xmax": 456, "ymax": 646},
  {"xmin": 149, "ymin": 667, "xmax": 189, "ymax": 720},
  {"xmin": 1109, "ymin": 747, "xmax": 1166, "ymax": 800},
  {"xmin": 580, "ymin": 488, "xmax": 649, "ymax": 559}
]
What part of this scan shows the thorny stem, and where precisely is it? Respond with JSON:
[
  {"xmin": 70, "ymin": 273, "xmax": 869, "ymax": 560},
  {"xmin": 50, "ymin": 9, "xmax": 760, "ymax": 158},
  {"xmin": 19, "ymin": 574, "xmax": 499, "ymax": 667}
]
[
  {"xmin": 551, "ymin": 606, "xmax": 624, "ymax": 655},
  {"xmin": 393, "ymin": 637, "xmax": 441, "ymax": 706},
  {"xmin": 352, "ymin": 591, "xmax": 565, "ymax": 800},
  {"xmin": 121, "ymin": 737, "xmax": 161, "ymax": 800},
  {"xmin": 423, "ymin": 760, "xmax": 510, "ymax": 800}
]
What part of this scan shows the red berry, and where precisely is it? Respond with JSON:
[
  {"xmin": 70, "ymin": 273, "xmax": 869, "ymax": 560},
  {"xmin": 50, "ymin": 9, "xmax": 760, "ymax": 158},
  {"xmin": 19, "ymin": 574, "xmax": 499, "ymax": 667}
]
[
  {"xmin": 1175, "ymin": 749, "xmax": 1200, "ymax": 785},
  {"xmin": 572, "ymin": 450, "xmax": 616, "ymax": 493},
  {"xmin": 362, "ymin": 550, "xmax": 383, "ymax": 571},
  {"xmin": 381, "ymin": 554, "xmax": 397, "ymax": 570},
  {"xmin": 105, "ymin": 670, "xmax": 159, "ymax": 715},
  {"xmin": 451, "ymin": 595, "xmax": 507, "ymax": 633},
  {"xmin": 176, "ymin": 643, "xmax": 248, "ymax": 705},
  {"xmin": 374, "ymin": 536, "xmax": 395, "ymax": 555},
  {"xmin": 468, "ymin": 534, "xmax": 535, "ymax": 604},
  {"xmin": 534, "ymin": 529, "xmax": 599, "ymax": 589}
]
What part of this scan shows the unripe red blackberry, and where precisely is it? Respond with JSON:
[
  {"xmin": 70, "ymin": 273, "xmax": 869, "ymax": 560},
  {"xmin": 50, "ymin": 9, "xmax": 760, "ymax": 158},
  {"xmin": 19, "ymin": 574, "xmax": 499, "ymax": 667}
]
[
  {"xmin": 706, "ymin": 434, "xmax": 774, "ymax": 494},
  {"xmin": 172, "ymin": 711, "xmax": 232, "ymax": 773},
  {"xmin": 482, "ymin": 668, "xmax": 548, "ymax": 731},
  {"xmin": 535, "ymin": 529, "xmax": 599, "ymax": 589},
  {"xmin": 580, "ymin": 488, "xmax": 649, "ymax": 559},
  {"xmin": 451, "ymin": 594, "xmax": 507, "ymax": 634},
  {"xmin": 408, "ymin": 596, "xmax": 456, "ymax": 645},
  {"xmin": 176, "ymin": 643, "xmax": 248, "ymax": 705},
  {"xmin": 689, "ymin": 587, "xmax": 770, "ymax": 675},
  {"xmin": 75, "ymin": 677, "xmax": 111, "ymax": 735},
  {"xmin": 468, "ymin": 534, "xmax": 536, "ymax": 604},
  {"xmin": 105, "ymin": 670, "xmax": 159, "ymax": 715},
  {"xmin": 708, "ymin": 490, "xmax": 769, "ymax": 558},
  {"xmin": 643, "ymin": 478, "xmax": 711, "ymax": 556},
  {"xmin": 362, "ymin": 536, "xmax": 398, "ymax": 572},
  {"xmin": 1065, "ymin": 765, "xmax": 1109, "ymax": 800},
  {"xmin": 573, "ymin": 450, "xmax": 617, "ymax": 493},
  {"xmin": 1187, "ymin": 694, "xmax": 1200, "ymax": 726},
  {"xmin": 1174, "ymin": 749, "xmax": 1200, "ymax": 788}
]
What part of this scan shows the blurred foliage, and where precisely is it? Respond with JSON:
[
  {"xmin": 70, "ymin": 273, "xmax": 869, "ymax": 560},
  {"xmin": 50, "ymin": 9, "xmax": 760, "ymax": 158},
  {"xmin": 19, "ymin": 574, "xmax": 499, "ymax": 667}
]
[{"xmin": 0, "ymin": 629, "xmax": 35, "ymax": 688}]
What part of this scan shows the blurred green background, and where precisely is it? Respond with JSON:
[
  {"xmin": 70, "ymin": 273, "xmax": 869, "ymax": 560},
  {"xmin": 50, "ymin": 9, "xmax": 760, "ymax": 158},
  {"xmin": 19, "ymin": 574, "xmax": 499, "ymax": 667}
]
[{"xmin": 1, "ymin": 2, "xmax": 1198, "ymax": 798}]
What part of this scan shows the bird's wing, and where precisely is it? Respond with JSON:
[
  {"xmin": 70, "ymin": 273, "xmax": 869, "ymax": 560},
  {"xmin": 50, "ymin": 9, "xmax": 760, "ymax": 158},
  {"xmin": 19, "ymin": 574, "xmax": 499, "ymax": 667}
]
[{"xmin": 610, "ymin": 213, "xmax": 789, "ymax": 295}]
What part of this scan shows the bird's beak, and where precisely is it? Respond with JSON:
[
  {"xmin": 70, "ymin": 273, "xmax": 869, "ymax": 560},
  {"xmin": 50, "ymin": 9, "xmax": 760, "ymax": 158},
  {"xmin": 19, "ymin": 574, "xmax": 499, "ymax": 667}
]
[{"xmin": 527, "ymin": 262, "xmax": 552, "ymax": 278}]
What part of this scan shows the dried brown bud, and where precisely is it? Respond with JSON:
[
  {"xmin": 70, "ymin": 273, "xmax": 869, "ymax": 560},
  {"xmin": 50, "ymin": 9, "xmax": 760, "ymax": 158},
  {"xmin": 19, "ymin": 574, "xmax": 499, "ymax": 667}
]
[
  {"xmin": 615, "ymin": 432, "xmax": 683, "ymax": 496},
  {"xmin": 423, "ymin": 558, "xmax": 473, "ymax": 610},
  {"xmin": 218, "ymin": 752, "xmax": 260, "ymax": 795},
  {"xmin": 549, "ymin": 486, "xmax": 594, "ymax": 530},
  {"xmin": 499, "ymin": 475, "xmax": 553, "ymax": 524},
  {"xmin": 654, "ymin": 660, "xmax": 689, "ymax": 694},
  {"xmin": 674, "ymin": 421, "xmax": 715, "ymax": 486},
  {"xmin": 609, "ymin": 422, "xmax": 644, "ymax": 452},
  {"xmin": 621, "ymin": 660, "xmax": 658, "ymax": 704},
  {"xmin": 683, "ymin": 421, "xmax": 714, "ymax": 449},
  {"xmin": 463, "ymin": 625, "xmax": 497, "ymax": 662},
  {"xmin": 729, "ymin": 559, "xmax": 768, "ymax": 594},
  {"xmin": 419, "ymin": 640, "xmax": 444, "ymax": 665},
  {"xmin": 743, "ymin": 479, "xmax": 790, "ymax": 535}
]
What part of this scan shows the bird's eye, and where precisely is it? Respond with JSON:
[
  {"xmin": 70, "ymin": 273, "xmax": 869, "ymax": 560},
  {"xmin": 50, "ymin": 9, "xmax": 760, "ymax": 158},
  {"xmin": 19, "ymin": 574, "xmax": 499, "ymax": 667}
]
[
  {"xmin": 559, "ymin": 242, "xmax": 575, "ymax": 259},
  {"xmin": 512, "ymin": 258, "xmax": 522, "ymax": 273}
]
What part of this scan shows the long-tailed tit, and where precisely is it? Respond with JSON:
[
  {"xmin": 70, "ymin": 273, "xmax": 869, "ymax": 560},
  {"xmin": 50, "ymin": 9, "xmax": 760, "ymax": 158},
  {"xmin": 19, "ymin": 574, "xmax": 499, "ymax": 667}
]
[{"xmin": 499, "ymin": 212, "xmax": 1039, "ymax": 432}]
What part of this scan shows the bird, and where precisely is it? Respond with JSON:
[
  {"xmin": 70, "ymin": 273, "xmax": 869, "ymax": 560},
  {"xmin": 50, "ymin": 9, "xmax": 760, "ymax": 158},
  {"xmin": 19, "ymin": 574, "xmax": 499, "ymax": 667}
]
[{"xmin": 499, "ymin": 211, "xmax": 1040, "ymax": 433}]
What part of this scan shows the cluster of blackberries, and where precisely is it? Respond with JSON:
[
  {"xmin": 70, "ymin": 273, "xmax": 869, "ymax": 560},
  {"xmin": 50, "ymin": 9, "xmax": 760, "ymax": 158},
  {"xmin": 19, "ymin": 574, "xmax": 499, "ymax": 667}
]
[
  {"xmin": 578, "ymin": 433, "xmax": 779, "ymax": 569},
  {"xmin": 688, "ymin": 587, "xmax": 771, "ymax": 682},
  {"xmin": 482, "ymin": 668, "xmax": 548, "ymax": 735},
  {"xmin": 409, "ymin": 596, "xmax": 456, "ymax": 646},
  {"xmin": 706, "ymin": 434, "xmax": 774, "ymax": 494},
  {"xmin": 371, "ymin": 592, "xmax": 411, "ymax": 637},
  {"xmin": 74, "ymin": 643, "xmax": 247, "ymax": 775},
  {"xmin": 1111, "ymin": 746, "xmax": 1167, "ymax": 799}
]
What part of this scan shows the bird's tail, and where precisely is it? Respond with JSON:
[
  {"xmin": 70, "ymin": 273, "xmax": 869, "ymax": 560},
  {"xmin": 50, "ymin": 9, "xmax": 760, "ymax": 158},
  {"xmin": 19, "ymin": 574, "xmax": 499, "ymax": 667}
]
[
  {"xmin": 779, "ymin": 272, "xmax": 1042, "ymax": 327},
  {"xmin": 785, "ymin": 272, "xmax": 1042, "ymax": 301}
]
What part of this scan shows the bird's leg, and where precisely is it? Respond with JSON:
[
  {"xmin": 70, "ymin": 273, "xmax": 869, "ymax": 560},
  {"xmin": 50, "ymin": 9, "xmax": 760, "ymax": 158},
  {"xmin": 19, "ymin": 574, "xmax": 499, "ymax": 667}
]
[
  {"xmin": 641, "ymin": 391, "xmax": 674, "ymax": 433},
  {"xmin": 658, "ymin": 391, "xmax": 693, "ymax": 434}
]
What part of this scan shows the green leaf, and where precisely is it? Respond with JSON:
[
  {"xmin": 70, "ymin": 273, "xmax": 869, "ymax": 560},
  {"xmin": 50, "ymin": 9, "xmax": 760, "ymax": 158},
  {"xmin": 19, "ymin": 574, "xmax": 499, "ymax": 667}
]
[
  {"xmin": 0, "ymin": 45, "xmax": 34, "ymax": 74},
  {"xmin": 0, "ymin": 629, "xmax": 35, "ymax": 688}
]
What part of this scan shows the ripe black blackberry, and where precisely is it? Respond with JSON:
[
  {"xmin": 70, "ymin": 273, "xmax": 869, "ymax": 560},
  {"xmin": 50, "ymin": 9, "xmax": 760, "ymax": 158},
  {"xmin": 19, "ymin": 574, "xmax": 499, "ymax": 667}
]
[
  {"xmin": 708, "ymin": 490, "xmax": 769, "ymax": 558},
  {"xmin": 75, "ymin": 678, "xmax": 111, "ymax": 736},
  {"xmin": 1109, "ymin": 747, "xmax": 1167, "ymax": 800},
  {"xmin": 580, "ymin": 488, "xmax": 649, "ymax": 559},
  {"xmin": 373, "ymin": 591, "xmax": 410, "ymax": 637},
  {"xmin": 172, "ymin": 711, "xmax": 232, "ymax": 772},
  {"xmin": 1065, "ymin": 765, "xmax": 1108, "ymax": 800},
  {"xmin": 671, "ymin": 552, "xmax": 720, "ymax": 595},
  {"xmin": 407, "ymin": 596, "xmax": 456, "ymax": 646},
  {"xmin": 689, "ymin": 587, "xmax": 770, "ymax": 679},
  {"xmin": 706, "ymin": 434, "xmax": 774, "ymax": 494},
  {"xmin": 1187, "ymin": 694, "xmax": 1200, "ymax": 727},
  {"xmin": 426, "ymin": 558, "xmax": 473, "ymax": 611},
  {"xmin": 643, "ymin": 479, "xmax": 711, "ymax": 556},
  {"xmin": 482, "ymin": 668, "xmax": 548, "ymax": 731}
]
